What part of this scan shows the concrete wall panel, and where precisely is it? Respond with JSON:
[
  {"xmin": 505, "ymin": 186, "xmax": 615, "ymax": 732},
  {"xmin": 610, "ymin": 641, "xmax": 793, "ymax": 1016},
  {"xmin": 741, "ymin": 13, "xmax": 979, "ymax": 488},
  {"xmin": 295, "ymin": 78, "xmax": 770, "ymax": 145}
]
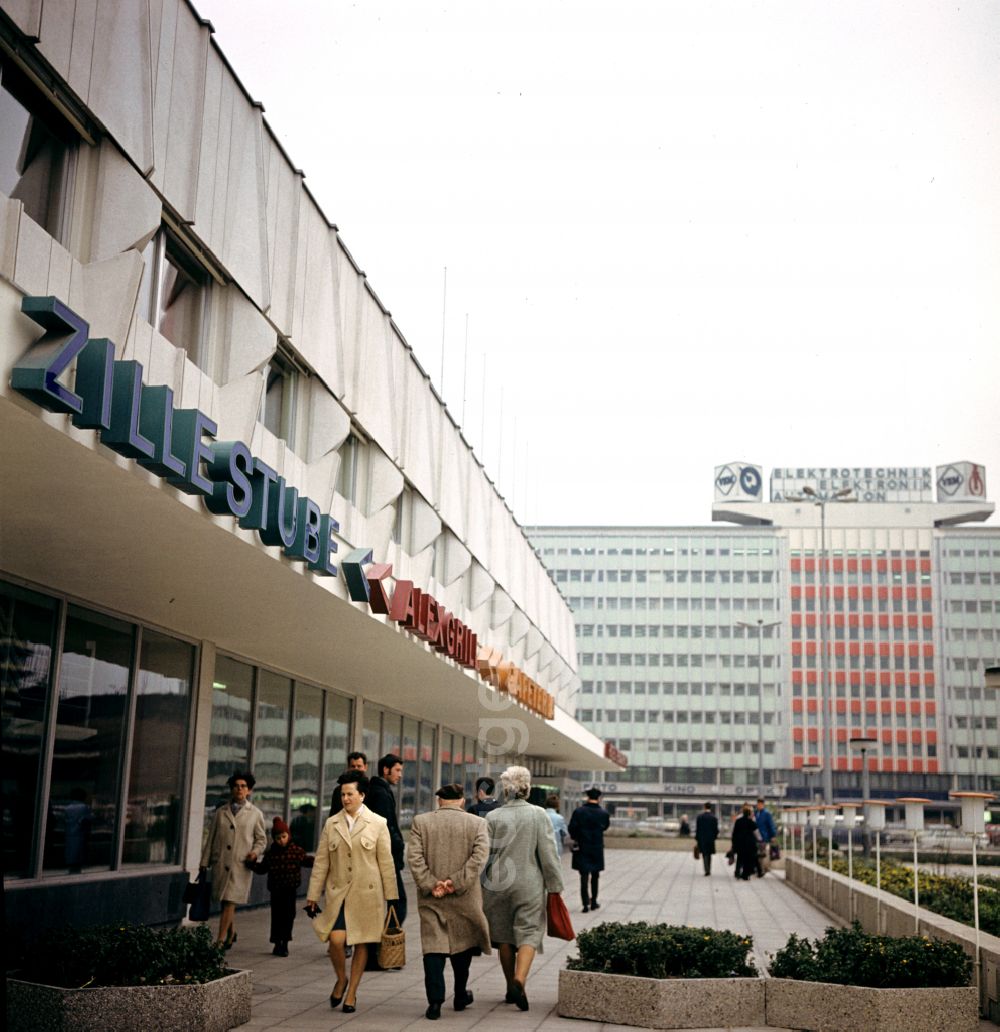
[
  {"xmin": 221, "ymin": 288, "xmax": 273, "ymax": 382},
  {"xmin": 263, "ymin": 144, "xmax": 300, "ymax": 328},
  {"xmin": 36, "ymin": 0, "xmax": 77, "ymax": 94},
  {"xmin": 89, "ymin": 142, "xmax": 162, "ymax": 262},
  {"xmin": 296, "ymin": 214, "xmax": 340, "ymax": 393},
  {"xmin": 305, "ymin": 384, "xmax": 350, "ymax": 465},
  {"xmin": 12, "ymin": 209, "xmax": 50, "ymax": 296},
  {"xmin": 3, "ymin": 0, "xmax": 41, "ymax": 36},
  {"xmin": 157, "ymin": 9, "xmax": 210, "ymax": 215},
  {"xmin": 366, "ymin": 444, "xmax": 403, "ymax": 518},
  {"xmin": 89, "ymin": 0, "xmax": 154, "ymax": 175},
  {"xmin": 220, "ymin": 99, "xmax": 269, "ymax": 311}
]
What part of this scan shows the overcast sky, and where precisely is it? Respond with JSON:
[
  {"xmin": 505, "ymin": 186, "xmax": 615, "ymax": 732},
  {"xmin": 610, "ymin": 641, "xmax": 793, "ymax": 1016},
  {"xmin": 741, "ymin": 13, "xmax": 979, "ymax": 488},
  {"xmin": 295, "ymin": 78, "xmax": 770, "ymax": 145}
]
[{"xmin": 195, "ymin": 0, "xmax": 1000, "ymax": 528}]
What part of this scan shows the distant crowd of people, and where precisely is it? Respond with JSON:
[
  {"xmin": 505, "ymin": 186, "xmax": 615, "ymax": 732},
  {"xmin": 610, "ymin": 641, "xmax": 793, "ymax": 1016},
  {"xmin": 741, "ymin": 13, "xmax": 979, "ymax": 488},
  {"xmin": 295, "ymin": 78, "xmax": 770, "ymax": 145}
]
[
  {"xmin": 692, "ymin": 797, "xmax": 778, "ymax": 878},
  {"xmin": 199, "ymin": 758, "xmax": 611, "ymax": 1020}
]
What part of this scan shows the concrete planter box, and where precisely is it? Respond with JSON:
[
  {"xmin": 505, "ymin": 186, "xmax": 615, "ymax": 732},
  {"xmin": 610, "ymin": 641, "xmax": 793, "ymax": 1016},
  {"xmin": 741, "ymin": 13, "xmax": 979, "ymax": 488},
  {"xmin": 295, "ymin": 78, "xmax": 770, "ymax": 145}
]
[
  {"xmin": 765, "ymin": 978, "xmax": 979, "ymax": 1032},
  {"xmin": 6, "ymin": 968, "xmax": 252, "ymax": 1032},
  {"xmin": 558, "ymin": 968, "xmax": 765, "ymax": 1028}
]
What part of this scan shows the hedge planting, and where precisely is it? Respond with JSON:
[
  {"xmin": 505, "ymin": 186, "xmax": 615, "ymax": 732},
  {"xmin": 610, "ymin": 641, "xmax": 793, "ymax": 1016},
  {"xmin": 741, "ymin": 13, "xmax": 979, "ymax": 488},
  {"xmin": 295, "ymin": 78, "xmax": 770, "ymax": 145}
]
[
  {"xmin": 829, "ymin": 855, "xmax": 1000, "ymax": 935},
  {"xmin": 768, "ymin": 922, "xmax": 972, "ymax": 989},
  {"xmin": 16, "ymin": 924, "xmax": 228, "ymax": 989},
  {"xmin": 567, "ymin": 921, "xmax": 757, "ymax": 979}
]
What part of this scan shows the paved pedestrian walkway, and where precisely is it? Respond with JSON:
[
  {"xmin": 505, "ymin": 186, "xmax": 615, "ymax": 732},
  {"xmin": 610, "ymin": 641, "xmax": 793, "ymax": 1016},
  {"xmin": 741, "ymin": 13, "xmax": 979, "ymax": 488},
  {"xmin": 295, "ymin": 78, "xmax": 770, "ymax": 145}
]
[{"xmin": 224, "ymin": 847, "xmax": 834, "ymax": 1032}]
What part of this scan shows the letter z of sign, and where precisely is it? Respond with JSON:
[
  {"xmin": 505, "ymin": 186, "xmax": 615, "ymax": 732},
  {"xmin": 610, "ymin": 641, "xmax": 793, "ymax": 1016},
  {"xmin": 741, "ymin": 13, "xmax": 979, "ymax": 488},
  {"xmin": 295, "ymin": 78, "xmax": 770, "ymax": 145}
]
[{"xmin": 11, "ymin": 296, "xmax": 93, "ymax": 416}]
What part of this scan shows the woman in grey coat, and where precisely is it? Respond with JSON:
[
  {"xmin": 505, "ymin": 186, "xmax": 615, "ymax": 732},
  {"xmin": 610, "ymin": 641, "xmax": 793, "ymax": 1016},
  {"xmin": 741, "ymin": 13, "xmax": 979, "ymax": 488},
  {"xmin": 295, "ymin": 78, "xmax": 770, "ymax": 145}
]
[{"xmin": 481, "ymin": 766, "xmax": 564, "ymax": 1012}]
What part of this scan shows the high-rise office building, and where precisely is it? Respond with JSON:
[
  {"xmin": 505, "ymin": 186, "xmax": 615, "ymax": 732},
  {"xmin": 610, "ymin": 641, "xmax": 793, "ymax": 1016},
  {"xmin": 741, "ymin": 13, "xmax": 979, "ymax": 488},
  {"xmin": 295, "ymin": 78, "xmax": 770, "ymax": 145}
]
[{"xmin": 529, "ymin": 463, "xmax": 1000, "ymax": 819}]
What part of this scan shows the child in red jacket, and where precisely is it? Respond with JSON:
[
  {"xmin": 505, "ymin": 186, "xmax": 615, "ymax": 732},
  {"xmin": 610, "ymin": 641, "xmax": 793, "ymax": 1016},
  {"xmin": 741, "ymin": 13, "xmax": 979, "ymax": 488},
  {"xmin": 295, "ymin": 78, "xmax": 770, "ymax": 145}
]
[{"xmin": 252, "ymin": 817, "xmax": 313, "ymax": 956}]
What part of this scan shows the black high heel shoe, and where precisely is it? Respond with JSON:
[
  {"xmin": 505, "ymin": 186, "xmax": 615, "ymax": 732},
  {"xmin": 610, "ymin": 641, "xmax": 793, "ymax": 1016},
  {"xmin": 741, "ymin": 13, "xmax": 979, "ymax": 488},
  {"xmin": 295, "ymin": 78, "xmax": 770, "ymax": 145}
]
[
  {"xmin": 342, "ymin": 995, "xmax": 357, "ymax": 1013},
  {"xmin": 223, "ymin": 930, "xmax": 237, "ymax": 951},
  {"xmin": 329, "ymin": 981, "xmax": 347, "ymax": 1008}
]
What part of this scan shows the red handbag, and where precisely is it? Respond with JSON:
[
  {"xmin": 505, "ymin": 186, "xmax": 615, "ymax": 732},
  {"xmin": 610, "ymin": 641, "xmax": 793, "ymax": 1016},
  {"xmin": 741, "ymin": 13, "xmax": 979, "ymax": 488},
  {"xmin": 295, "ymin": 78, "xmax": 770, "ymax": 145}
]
[{"xmin": 546, "ymin": 892, "xmax": 575, "ymax": 940}]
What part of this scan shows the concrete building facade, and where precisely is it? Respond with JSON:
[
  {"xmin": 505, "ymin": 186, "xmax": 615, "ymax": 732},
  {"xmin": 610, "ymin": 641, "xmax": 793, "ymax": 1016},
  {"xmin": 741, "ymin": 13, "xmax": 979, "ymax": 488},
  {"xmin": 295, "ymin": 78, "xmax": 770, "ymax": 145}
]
[
  {"xmin": 0, "ymin": 0, "xmax": 614, "ymax": 946},
  {"xmin": 529, "ymin": 463, "xmax": 1000, "ymax": 819}
]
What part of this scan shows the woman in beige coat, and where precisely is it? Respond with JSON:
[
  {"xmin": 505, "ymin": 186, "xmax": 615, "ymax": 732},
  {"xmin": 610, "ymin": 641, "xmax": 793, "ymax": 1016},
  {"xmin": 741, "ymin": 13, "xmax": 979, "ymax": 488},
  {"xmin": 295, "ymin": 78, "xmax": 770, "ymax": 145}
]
[
  {"xmin": 199, "ymin": 771, "xmax": 267, "ymax": 948},
  {"xmin": 307, "ymin": 773, "xmax": 398, "ymax": 1013},
  {"xmin": 407, "ymin": 783, "xmax": 492, "ymax": 1019}
]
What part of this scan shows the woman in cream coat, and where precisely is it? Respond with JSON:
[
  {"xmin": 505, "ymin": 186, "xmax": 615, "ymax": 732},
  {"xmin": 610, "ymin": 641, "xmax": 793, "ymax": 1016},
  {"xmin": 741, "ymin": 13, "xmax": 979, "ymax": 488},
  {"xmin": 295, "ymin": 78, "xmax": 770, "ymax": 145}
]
[{"xmin": 307, "ymin": 773, "xmax": 398, "ymax": 1013}]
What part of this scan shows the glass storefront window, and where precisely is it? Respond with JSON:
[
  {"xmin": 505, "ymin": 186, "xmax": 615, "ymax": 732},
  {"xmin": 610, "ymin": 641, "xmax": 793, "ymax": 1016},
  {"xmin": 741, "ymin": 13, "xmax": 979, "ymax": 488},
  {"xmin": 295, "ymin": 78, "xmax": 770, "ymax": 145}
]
[
  {"xmin": 462, "ymin": 736, "xmax": 477, "ymax": 798},
  {"xmin": 254, "ymin": 671, "xmax": 291, "ymax": 823},
  {"xmin": 205, "ymin": 656, "xmax": 253, "ymax": 823},
  {"xmin": 381, "ymin": 710, "xmax": 402, "ymax": 759},
  {"xmin": 418, "ymin": 724, "xmax": 435, "ymax": 815},
  {"xmin": 44, "ymin": 606, "xmax": 132, "ymax": 875},
  {"xmin": 401, "ymin": 717, "xmax": 418, "ymax": 829},
  {"xmin": 439, "ymin": 731, "xmax": 453, "ymax": 787},
  {"xmin": 290, "ymin": 683, "xmax": 322, "ymax": 849},
  {"xmin": 122, "ymin": 629, "xmax": 194, "ymax": 866},
  {"xmin": 323, "ymin": 691, "xmax": 352, "ymax": 816},
  {"xmin": 1, "ymin": 583, "xmax": 57, "ymax": 878},
  {"xmin": 362, "ymin": 706, "xmax": 380, "ymax": 767}
]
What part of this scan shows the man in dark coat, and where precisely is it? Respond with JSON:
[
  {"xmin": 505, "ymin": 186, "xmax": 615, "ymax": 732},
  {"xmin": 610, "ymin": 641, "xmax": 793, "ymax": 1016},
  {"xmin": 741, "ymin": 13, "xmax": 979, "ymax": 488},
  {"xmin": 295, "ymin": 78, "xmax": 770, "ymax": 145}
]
[
  {"xmin": 467, "ymin": 777, "xmax": 499, "ymax": 818},
  {"xmin": 568, "ymin": 787, "xmax": 610, "ymax": 912},
  {"xmin": 366, "ymin": 753, "xmax": 408, "ymax": 924},
  {"xmin": 694, "ymin": 802, "xmax": 719, "ymax": 876},
  {"xmin": 329, "ymin": 751, "xmax": 368, "ymax": 817},
  {"xmin": 731, "ymin": 803, "xmax": 761, "ymax": 880}
]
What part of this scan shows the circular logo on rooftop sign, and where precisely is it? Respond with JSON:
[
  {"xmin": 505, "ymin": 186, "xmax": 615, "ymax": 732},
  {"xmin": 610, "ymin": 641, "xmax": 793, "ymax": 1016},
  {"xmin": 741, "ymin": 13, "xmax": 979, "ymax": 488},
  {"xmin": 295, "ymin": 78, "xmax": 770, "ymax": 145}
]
[{"xmin": 739, "ymin": 466, "xmax": 762, "ymax": 496}]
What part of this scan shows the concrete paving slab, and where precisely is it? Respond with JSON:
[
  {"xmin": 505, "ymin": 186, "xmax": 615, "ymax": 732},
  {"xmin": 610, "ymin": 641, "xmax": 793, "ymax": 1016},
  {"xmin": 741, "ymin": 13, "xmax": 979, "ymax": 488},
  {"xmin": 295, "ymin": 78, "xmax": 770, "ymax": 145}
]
[{"xmin": 218, "ymin": 847, "xmax": 994, "ymax": 1031}]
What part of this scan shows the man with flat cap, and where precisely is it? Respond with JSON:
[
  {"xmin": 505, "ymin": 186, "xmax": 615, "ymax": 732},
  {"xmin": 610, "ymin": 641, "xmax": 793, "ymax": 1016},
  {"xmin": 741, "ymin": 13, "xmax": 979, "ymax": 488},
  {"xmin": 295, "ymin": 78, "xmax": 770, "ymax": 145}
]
[
  {"xmin": 407, "ymin": 783, "xmax": 492, "ymax": 1021},
  {"xmin": 568, "ymin": 787, "xmax": 611, "ymax": 913}
]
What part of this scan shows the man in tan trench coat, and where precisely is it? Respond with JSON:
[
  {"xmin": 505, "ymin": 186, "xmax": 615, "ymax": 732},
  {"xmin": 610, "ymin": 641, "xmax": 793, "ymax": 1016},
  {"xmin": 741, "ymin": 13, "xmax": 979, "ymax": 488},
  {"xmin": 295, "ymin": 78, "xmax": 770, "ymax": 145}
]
[{"xmin": 407, "ymin": 783, "xmax": 491, "ymax": 1021}]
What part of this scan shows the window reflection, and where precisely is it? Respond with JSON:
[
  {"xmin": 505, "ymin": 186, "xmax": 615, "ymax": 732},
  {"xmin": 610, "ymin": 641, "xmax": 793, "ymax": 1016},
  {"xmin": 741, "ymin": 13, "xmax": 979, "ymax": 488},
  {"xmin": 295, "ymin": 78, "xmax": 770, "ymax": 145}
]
[
  {"xmin": 44, "ymin": 607, "xmax": 132, "ymax": 874},
  {"xmin": 401, "ymin": 718, "xmax": 418, "ymax": 830},
  {"xmin": 418, "ymin": 725, "xmax": 435, "ymax": 816},
  {"xmin": 323, "ymin": 693, "xmax": 352, "ymax": 815},
  {"xmin": 0, "ymin": 56, "xmax": 76, "ymax": 241},
  {"xmin": 290, "ymin": 684, "xmax": 322, "ymax": 850},
  {"xmin": 123, "ymin": 630, "xmax": 194, "ymax": 866},
  {"xmin": 1, "ymin": 583, "xmax": 57, "ymax": 878},
  {"xmin": 254, "ymin": 671, "xmax": 291, "ymax": 823},
  {"xmin": 205, "ymin": 656, "xmax": 253, "ymax": 829}
]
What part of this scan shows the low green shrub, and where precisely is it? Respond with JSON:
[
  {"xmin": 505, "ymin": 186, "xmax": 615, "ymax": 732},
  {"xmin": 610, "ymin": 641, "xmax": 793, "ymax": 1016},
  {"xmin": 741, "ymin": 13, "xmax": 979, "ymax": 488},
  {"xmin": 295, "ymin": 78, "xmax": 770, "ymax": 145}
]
[
  {"xmin": 829, "ymin": 856, "xmax": 1000, "ymax": 936},
  {"xmin": 18, "ymin": 924, "xmax": 227, "ymax": 989},
  {"xmin": 567, "ymin": 921, "xmax": 757, "ymax": 979},
  {"xmin": 768, "ymin": 923, "xmax": 971, "ymax": 989}
]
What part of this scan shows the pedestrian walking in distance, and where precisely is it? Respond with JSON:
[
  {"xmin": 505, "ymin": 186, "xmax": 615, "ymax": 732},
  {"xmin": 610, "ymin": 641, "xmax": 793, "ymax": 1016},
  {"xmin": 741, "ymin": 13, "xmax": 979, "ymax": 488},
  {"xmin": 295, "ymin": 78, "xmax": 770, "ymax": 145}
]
[
  {"xmin": 694, "ymin": 802, "xmax": 719, "ymax": 876},
  {"xmin": 569, "ymin": 786, "xmax": 610, "ymax": 912},
  {"xmin": 407, "ymin": 783, "xmax": 491, "ymax": 1021},
  {"xmin": 731, "ymin": 803, "xmax": 761, "ymax": 880}
]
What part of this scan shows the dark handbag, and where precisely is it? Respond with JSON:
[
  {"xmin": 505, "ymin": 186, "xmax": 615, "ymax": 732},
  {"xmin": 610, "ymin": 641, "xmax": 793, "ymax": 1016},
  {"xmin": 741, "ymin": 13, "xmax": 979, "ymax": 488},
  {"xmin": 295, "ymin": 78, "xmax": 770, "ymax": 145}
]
[
  {"xmin": 725, "ymin": 850, "xmax": 735, "ymax": 866},
  {"xmin": 769, "ymin": 843, "xmax": 781, "ymax": 861},
  {"xmin": 188, "ymin": 871, "xmax": 212, "ymax": 922},
  {"xmin": 693, "ymin": 844, "xmax": 701, "ymax": 860},
  {"xmin": 546, "ymin": 892, "xmax": 575, "ymax": 940}
]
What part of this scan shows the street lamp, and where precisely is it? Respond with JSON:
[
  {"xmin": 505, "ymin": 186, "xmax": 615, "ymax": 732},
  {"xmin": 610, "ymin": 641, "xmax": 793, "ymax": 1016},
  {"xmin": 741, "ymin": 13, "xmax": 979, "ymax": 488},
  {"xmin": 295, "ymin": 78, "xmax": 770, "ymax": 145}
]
[
  {"xmin": 786, "ymin": 485, "xmax": 856, "ymax": 804},
  {"xmin": 737, "ymin": 618, "xmax": 782, "ymax": 796},
  {"xmin": 801, "ymin": 761, "xmax": 823, "ymax": 804},
  {"xmin": 850, "ymin": 734, "xmax": 879, "ymax": 857}
]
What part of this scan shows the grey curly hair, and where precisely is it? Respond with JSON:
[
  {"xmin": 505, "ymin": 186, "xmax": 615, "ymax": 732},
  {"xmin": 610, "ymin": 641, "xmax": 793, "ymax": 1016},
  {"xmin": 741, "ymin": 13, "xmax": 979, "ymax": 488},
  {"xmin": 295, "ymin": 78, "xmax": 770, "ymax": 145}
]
[{"xmin": 500, "ymin": 765, "xmax": 531, "ymax": 799}]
